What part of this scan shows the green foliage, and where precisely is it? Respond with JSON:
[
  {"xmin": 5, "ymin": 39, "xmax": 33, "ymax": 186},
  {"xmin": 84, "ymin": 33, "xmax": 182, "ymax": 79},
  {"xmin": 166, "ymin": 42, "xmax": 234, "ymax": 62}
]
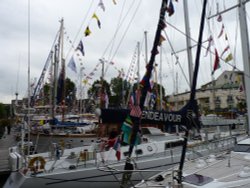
[
  {"xmin": 0, "ymin": 103, "xmax": 7, "ymax": 119},
  {"xmin": 110, "ymin": 77, "xmax": 131, "ymax": 107},
  {"xmin": 65, "ymin": 77, "xmax": 76, "ymax": 107},
  {"xmin": 88, "ymin": 79, "xmax": 111, "ymax": 99}
]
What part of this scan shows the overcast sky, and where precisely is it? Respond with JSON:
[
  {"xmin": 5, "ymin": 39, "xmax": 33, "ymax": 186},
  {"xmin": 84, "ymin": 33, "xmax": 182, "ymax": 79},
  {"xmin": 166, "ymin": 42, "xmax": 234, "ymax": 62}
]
[{"xmin": 0, "ymin": 0, "xmax": 249, "ymax": 104}]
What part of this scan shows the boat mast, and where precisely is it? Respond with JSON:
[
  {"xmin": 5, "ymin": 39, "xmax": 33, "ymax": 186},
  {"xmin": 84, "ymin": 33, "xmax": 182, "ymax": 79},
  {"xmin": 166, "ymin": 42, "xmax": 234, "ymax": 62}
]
[
  {"xmin": 183, "ymin": 0, "xmax": 194, "ymax": 88},
  {"xmin": 59, "ymin": 18, "xmax": 66, "ymax": 121},
  {"xmin": 137, "ymin": 42, "xmax": 140, "ymax": 89},
  {"xmin": 27, "ymin": 0, "xmax": 31, "ymax": 157},
  {"xmin": 144, "ymin": 31, "xmax": 148, "ymax": 66},
  {"xmin": 238, "ymin": 0, "xmax": 250, "ymax": 134}
]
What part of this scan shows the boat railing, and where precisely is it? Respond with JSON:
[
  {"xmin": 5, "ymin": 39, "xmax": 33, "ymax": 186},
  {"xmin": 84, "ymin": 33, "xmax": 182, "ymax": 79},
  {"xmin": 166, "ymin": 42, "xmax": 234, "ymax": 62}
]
[{"xmin": 186, "ymin": 136, "xmax": 236, "ymax": 160}]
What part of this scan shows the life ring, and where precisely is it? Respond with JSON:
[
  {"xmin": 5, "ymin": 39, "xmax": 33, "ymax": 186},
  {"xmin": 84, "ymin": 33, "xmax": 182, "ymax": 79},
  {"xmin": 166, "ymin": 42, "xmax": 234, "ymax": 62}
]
[{"xmin": 28, "ymin": 156, "xmax": 46, "ymax": 172}]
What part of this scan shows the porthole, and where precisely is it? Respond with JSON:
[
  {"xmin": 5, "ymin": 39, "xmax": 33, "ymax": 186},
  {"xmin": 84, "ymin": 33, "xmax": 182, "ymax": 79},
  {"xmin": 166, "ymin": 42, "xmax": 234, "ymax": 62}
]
[{"xmin": 147, "ymin": 146, "xmax": 153, "ymax": 152}]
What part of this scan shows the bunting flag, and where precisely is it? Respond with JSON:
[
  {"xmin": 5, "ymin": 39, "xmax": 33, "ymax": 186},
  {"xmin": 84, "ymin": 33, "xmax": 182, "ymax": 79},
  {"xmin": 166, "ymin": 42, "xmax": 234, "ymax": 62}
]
[
  {"xmin": 83, "ymin": 79, "xmax": 88, "ymax": 85},
  {"xmin": 121, "ymin": 116, "xmax": 133, "ymax": 144},
  {"xmin": 225, "ymin": 33, "xmax": 228, "ymax": 40},
  {"xmin": 217, "ymin": 14, "xmax": 222, "ymax": 22},
  {"xmin": 98, "ymin": 0, "xmax": 105, "ymax": 11},
  {"xmin": 113, "ymin": 0, "xmax": 117, "ymax": 5},
  {"xmin": 76, "ymin": 40, "xmax": 85, "ymax": 56},
  {"xmin": 224, "ymin": 53, "xmax": 233, "ymax": 62},
  {"xmin": 84, "ymin": 26, "xmax": 91, "ymax": 36},
  {"xmin": 205, "ymin": 35, "xmax": 213, "ymax": 57},
  {"xmin": 67, "ymin": 56, "xmax": 77, "ymax": 73},
  {"xmin": 159, "ymin": 34, "xmax": 166, "ymax": 46},
  {"xmin": 113, "ymin": 136, "xmax": 121, "ymax": 160},
  {"xmin": 129, "ymin": 89, "xmax": 142, "ymax": 118},
  {"xmin": 239, "ymin": 83, "xmax": 244, "ymax": 92},
  {"xmin": 212, "ymin": 48, "xmax": 220, "ymax": 75},
  {"xmin": 218, "ymin": 24, "xmax": 224, "ymax": 38},
  {"xmin": 220, "ymin": 45, "xmax": 230, "ymax": 57},
  {"xmin": 166, "ymin": 0, "xmax": 174, "ymax": 17},
  {"xmin": 92, "ymin": 13, "xmax": 101, "ymax": 28},
  {"xmin": 121, "ymin": 116, "xmax": 140, "ymax": 145}
]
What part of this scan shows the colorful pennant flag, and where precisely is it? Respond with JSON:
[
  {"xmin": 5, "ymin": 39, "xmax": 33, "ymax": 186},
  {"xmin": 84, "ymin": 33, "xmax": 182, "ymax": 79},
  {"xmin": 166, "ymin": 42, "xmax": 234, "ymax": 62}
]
[
  {"xmin": 121, "ymin": 116, "xmax": 140, "ymax": 146},
  {"xmin": 159, "ymin": 35, "xmax": 166, "ymax": 46},
  {"xmin": 220, "ymin": 45, "xmax": 230, "ymax": 57},
  {"xmin": 76, "ymin": 40, "xmax": 85, "ymax": 56},
  {"xmin": 113, "ymin": 136, "xmax": 121, "ymax": 160},
  {"xmin": 218, "ymin": 24, "xmax": 224, "ymax": 38},
  {"xmin": 166, "ymin": 0, "xmax": 174, "ymax": 17},
  {"xmin": 98, "ymin": 0, "xmax": 105, "ymax": 11},
  {"xmin": 67, "ymin": 56, "xmax": 77, "ymax": 73},
  {"xmin": 212, "ymin": 48, "xmax": 220, "ymax": 75},
  {"xmin": 217, "ymin": 14, "xmax": 222, "ymax": 22},
  {"xmin": 224, "ymin": 53, "xmax": 233, "ymax": 62},
  {"xmin": 205, "ymin": 35, "xmax": 213, "ymax": 57},
  {"xmin": 92, "ymin": 13, "xmax": 101, "ymax": 29},
  {"xmin": 225, "ymin": 33, "xmax": 228, "ymax": 41},
  {"xmin": 84, "ymin": 26, "xmax": 91, "ymax": 37},
  {"xmin": 239, "ymin": 83, "xmax": 244, "ymax": 92}
]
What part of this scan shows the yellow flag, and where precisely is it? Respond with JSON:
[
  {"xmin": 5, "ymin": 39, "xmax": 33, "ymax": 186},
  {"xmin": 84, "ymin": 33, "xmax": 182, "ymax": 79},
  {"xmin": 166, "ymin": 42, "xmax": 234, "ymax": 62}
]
[
  {"xmin": 159, "ymin": 35, "xmax": 166, "ymax": 46},
  {"xmin": 224, "ymin": 53, "xmax": 233, "ymax": 62},
  {"xmin": 84, "ymin": 26, "xmax": 91, "ymax": 36},
  {"xmin": 92, "ymin": 13, "xmax": 101, "ymax": 28},
  {"xmin": 39, "ymin": 120, "xmax": 44, "ymax": 126},
  {"xmin": 83, "ymin": 79, "xmax": 88, "ymax": 85}
]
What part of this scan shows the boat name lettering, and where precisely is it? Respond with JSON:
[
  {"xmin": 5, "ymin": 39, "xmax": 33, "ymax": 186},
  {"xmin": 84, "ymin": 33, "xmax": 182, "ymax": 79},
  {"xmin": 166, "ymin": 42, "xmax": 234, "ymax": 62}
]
[{"xmin": 142, "ymin": 111, "xmax": 182, "ymax": 123}]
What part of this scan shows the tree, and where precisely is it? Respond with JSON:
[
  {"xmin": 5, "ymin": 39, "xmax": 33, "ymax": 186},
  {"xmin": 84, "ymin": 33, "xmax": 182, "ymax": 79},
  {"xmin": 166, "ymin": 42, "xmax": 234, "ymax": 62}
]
[
  {"xmin": 0, "ymin": 103, "xmax": 7, "ymax": 119},
  {"xmin": 110, "ymin": 77, "xmax": 131, "ymax": 108},
  {"xmin": 65, "ymin": 77, "xmax": 76, "ymax": 107},
  {"xmin": 87, "ymin": 79, "xmax": 111, "ymax": 107}
]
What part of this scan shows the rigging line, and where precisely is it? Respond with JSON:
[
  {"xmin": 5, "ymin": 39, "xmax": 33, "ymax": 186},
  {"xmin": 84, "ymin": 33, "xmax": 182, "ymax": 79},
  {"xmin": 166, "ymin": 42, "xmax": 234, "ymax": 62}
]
[
  {"xmin": 165, "ymin": 18, "xmax": 245, "ymax": 76},
  {"xmin": 107, "ymin": 0, "xmax": 128, "ymax": 62},
  {"xmin": 16, "ymin": 54, "xmax": 21, "ymax": 94},
  {"xmin": 101, "ymin": 0, "xmax": 136, "ymax": 58},
  {"xmin": 162, "ymin": 30, "xmax": 190, "ymax": 87},
  {"xmin": 164, "ymin": 19, "xmax": 209, "ymax": 53},
  {"xmin": 65, "ymin": 1, "xmax": 95, "ymax": 61},
  {"xmin": 104, "ymin": 0, "xmax": 142, "ymax": 77}
]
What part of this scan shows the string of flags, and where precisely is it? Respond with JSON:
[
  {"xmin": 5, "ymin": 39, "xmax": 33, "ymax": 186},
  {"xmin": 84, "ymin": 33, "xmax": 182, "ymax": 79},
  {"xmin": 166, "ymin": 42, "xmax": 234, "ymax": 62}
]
[
  {"xmin": 139, "ymin": 0, "xmax": 176, "ymax": 89},
  {"xmin": 207, "ymin": 10, "xmax": 233, "ymax": 75},
  {"xmin": 66, "ymin": 0, "xmax": 117, "ymax": 83}
]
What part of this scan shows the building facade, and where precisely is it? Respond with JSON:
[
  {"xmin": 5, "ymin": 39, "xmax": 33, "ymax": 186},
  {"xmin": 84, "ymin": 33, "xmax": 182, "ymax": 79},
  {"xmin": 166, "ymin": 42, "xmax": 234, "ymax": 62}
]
[{"xmin": 166, "ymin": 71, "xmax": 246, "ymax": 115}]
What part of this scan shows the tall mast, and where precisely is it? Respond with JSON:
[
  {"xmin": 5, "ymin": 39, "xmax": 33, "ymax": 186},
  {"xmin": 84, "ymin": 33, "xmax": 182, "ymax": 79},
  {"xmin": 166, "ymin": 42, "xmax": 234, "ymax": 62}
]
[
  {"xmin": 159, "ymin": 45, "xmax": 163, "ymax": 110},
  {"xmin": 137, "ymin": 42, "xmax": 140, "ymax": 89},
  {"xmin": 238, "ymin": 0, "xmax": 250, "ymax": 134},
  {"xmin": 59, "ymin": 18, "xmax": 65, "ymax": 121},
  {"xmin": 144, "ymin": 31, "xmax": 148, "ymax": 65},
  {"xmin": 128, "ymin": 0, "xmax": 167, "ymax": 158},
  {"xmin": 27, "ymin": 0, "xmax": 31, "ymax": 157},
  {"xmin": 183, "ymin": 0, "xmax": 194, "ymax": 88}
]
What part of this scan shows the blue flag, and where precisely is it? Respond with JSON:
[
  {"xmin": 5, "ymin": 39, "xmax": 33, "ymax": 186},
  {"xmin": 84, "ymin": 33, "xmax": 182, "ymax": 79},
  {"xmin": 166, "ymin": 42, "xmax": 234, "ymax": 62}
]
[
  {"xmin": 67, "ymin": 56, "xmax": 77, "ymax": 73},
  {"xmin": 76, "ymin": 40, "xmax": 85, "ymax": 56}
]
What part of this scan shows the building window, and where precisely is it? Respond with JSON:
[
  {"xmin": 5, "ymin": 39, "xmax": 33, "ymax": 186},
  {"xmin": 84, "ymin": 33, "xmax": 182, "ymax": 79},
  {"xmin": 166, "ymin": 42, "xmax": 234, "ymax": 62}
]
[
  {"xmin": 227, "ymin": 95, "xmax": 234, "ymax": 104},
  {"xmin": 215, "ymin": 97, "xmax": 221, "ymax": 109}
]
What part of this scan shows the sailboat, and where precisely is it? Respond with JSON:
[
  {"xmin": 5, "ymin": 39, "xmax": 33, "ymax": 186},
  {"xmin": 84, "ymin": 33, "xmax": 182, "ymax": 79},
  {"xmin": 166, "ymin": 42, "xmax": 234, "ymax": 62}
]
[
  {"xmin": 26, "ymin": 19, "xmax": 98, "ymax": 138},
  {"xmin": 134, "ymin": 0, "xmax": 250, "ymax": 188},
  {"xmin": 2, "ymin": 2, "xmax": 190, "ymax": 188}
]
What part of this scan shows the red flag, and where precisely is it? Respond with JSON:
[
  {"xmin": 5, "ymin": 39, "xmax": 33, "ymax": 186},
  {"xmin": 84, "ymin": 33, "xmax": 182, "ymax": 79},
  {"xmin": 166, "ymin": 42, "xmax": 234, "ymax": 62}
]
[
  {"xmin": 205, "ymin": 35, "xmax": 213, "ymax": 57},
  {"xmin": 220, "ymin": 45, "xmax": 230, "ymax": 57},
  {"xmin": 113, "ymin": 137, "xmax": 121, "ymax": 160},
  {"xmin": 218, "ymin": 24, "xmax": 224, "ymax": 38},
  {"xmin": 212, "ymin": 48, "xmax": 220, "ymax": 74},
  {"xmin": 217, "ymin": 14, "xmax": 222, "ymax": 22}
]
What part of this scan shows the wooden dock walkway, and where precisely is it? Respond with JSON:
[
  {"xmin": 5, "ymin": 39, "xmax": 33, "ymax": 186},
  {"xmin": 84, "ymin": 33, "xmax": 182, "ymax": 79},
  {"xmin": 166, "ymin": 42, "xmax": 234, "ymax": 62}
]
[{"xmin": 0, "ymin": 129, "xmax": 17, "ymax": 174}]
